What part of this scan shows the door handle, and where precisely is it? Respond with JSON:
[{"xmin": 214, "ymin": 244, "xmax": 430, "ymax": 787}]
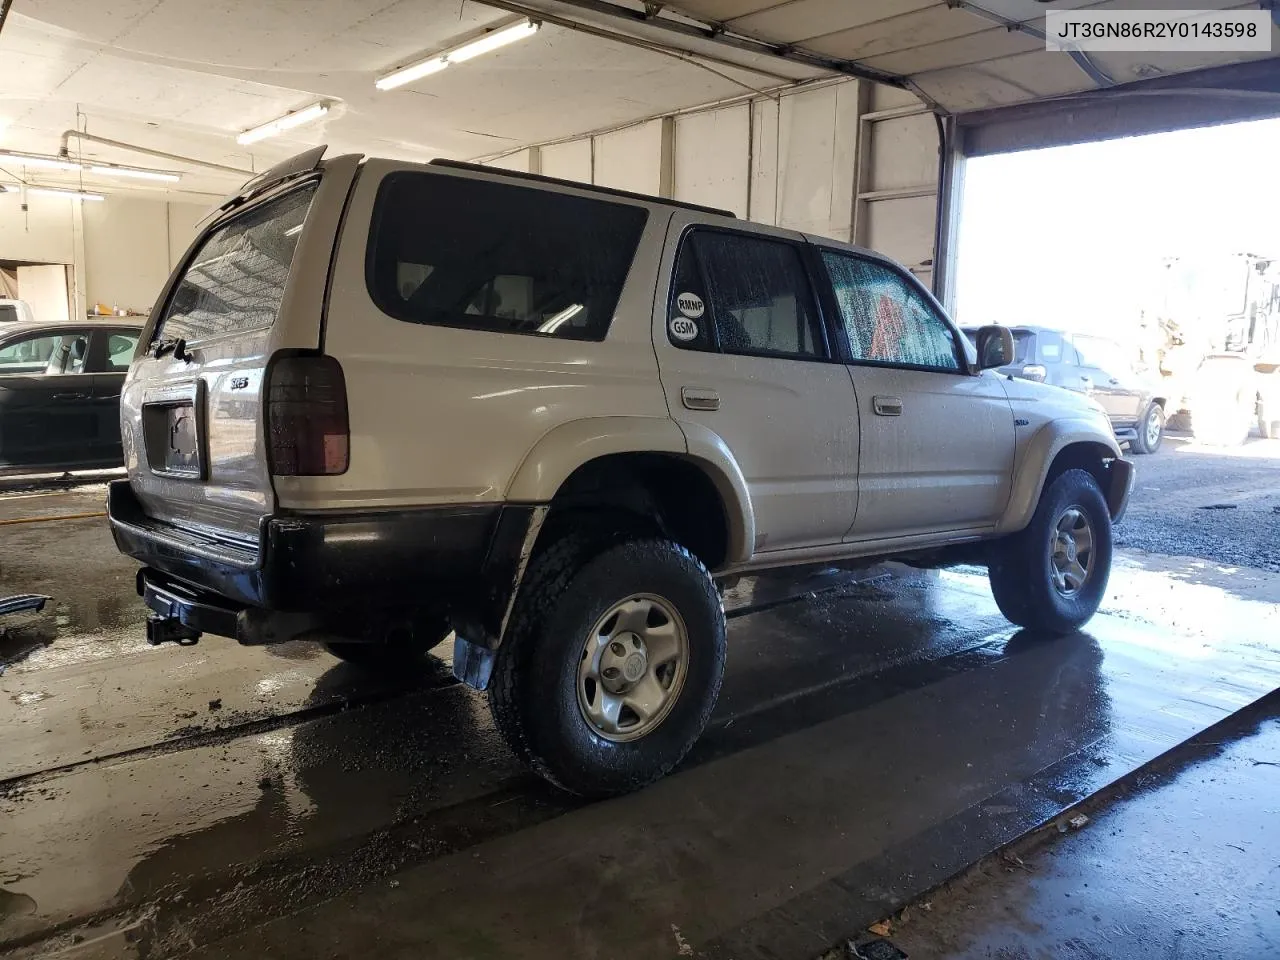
[
  {"xmin": 681, "ymin": 387, "xmax": 719, "ymax": 412},
  {"xmin": 873, "ymin": 395, "xmax": 903, "ymax": 417},
  {"xmin": 53, "ymin": 392, "xmax": 89, "ymax": 401}
]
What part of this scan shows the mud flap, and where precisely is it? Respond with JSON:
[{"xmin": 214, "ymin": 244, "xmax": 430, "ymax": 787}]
[{"xmin": 453, "ymin": 634, "xmax": 496, "ymax": 690}]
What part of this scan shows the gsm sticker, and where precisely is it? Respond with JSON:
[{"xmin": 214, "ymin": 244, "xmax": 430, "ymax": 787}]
[{"xmin": 670, "ymin": 316, "xmax": 699, "ymax": 341}]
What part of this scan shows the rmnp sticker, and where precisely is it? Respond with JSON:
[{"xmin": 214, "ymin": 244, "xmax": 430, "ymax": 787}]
[
  {"xmin": 670, "ymin": 316, "xmax": 699, "ymax": 342},
  {"xmin": 676, "ymin": 292, "xmax": 705, "ymax": 319}
]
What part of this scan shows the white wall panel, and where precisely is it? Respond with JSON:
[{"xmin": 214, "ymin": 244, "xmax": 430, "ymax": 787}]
[
  {"xmin": 594, "ymin": 120, "xmax": 663, "ymax": 195},
  {"xmin": 864, "ymin": 195, "xmax": 936, "ymax": 272},
  {"xmin": 166, "ymin": 202, "xmax": 208, "ymax": 268},
  {"xmin": 749, "ymin": 98, "xmax": 780, "ymax": 225},
  {"xmin": 674, "ymin": 104, "xmax": 749, "ymax": 217},
  {"xmin": 83, "ymin": 196, "xmax": 170, "ymax": 313},
  {"xmin": 0, "ymin": 194, "xmax": 76, "ymax": 264},
  {"xmin": 482, "ymin": 148, "xmax": 536, "ymax": 173},
  {"xmin": 541, "ymin": 139, "xmax": 592, "ymax": 184},
  {"xmin": 775, "ymin": 84, "xmax": 859, "ymax": 241}
]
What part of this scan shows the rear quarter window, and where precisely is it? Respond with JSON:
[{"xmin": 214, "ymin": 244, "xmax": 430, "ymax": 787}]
[
  {"xmin": 155, "ymin": 182, "xmax": 317, "ymax": 343},
  {"xmin": 366, "ymin": 172, "xmax": 648, "ymax": 341}
]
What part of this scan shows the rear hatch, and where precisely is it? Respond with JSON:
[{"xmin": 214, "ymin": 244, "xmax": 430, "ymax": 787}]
[{"xmin": 120, "ymin": 150, "xmax": 360, "ymax": 555}]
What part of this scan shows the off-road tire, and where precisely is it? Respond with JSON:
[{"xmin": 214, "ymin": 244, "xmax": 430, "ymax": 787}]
[
  {"xmin": 1131, "ymin": 402, "xmax": 1164, "ymax": 455},
  {"xmin": 489, "ymin": 531, "xmax": 725, "ymax": 798},
  {"xmin": 988, "ymin": 468, "xmax": 1113, "ymax": 636}
]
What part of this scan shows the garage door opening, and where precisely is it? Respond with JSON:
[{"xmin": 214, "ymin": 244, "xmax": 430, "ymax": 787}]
[
  {"xmin": 955, "ymin": 116, "xmax": 1280, "ymax": 451},
  {"xmin": 954, "ymin": 117, "xmax": 1279, "ymax": 572}
]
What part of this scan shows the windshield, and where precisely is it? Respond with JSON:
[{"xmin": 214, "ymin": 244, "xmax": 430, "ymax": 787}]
[{"xmin": 154, "ymin": 182, "xmax": 316, "ymax": 343}]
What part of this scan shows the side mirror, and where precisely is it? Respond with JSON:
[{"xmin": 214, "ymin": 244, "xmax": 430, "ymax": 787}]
[{"xmin": 974, "ymin": 325, "xmax": 1014, "ymax": 370}]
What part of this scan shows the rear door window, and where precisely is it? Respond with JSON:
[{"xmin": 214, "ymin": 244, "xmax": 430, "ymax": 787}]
[
  {"xmin": 155, "ymin": 182, "xmax": 317, "ymax": 343},
  {"xmin": 367, "ymin": 172, "xmax": 648, "ymax": 341},
  {"xmin": 667, "ymin": 230, "xmax": 827, "ymax": 359}
]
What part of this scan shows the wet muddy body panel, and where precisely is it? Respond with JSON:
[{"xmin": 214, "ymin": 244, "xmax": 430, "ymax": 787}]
[{"xmin": 0, "ymin": 487, "xmax": 1277, "ymax": 959}]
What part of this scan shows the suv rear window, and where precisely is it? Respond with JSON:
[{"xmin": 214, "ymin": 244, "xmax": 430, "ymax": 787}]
[
  {"xmin": 366, "ymin": 172, "xmax": 648, "ymax": 341},
  {"xmin": 155, "ymin": 182, "xmax": 317, "ymax": 343}
]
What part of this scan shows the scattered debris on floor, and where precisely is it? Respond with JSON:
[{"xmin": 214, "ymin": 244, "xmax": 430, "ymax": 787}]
[
  {"xmin": 1069, "ymin": 814, "xmax": 1090, "ymax": 829},
  {"xmin": 850, "ymin": 937, "xmax": 909, "ymax": 959},
  {"xmin": 671, "ymin": 923, "xmax": 695, "ymax": 956},
  {"xmin": 208, "ymin": 699, "xmax": 223, "ymax": 712},
  {"xmin": 1199, "ymin": 503, "xmax": 1238, "ymax": 510},
  {"xmin": 867, "ymin": 920, "xmax": 892, "ymax": 937}
]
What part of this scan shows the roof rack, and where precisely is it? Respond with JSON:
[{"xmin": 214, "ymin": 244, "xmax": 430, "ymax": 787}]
[{"xmin": 429, "ymin": 158, "xmax": 736, "ymax": 219}]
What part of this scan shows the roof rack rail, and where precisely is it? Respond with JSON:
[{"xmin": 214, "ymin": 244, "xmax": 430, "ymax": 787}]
[{"xmin": 429, "ymin": 158, "xmax": 736, "ymax": 219}]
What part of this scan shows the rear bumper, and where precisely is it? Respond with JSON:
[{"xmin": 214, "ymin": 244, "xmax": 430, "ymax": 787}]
[{"xmin": 108, "ymin": 479, "xmax": 537, "ymax": 640}]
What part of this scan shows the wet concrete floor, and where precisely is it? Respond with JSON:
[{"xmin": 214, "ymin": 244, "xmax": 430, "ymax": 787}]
[
  {"xmin": 0, "ymin": 488, "xmax": 1277, "ymax": 958},
  {"xmin": 888, "ymin": 703, "xmax": 1280, "ymax": 959}
]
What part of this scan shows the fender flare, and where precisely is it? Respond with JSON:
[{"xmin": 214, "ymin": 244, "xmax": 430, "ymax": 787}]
[
  {"xmin": 505, "ymin": 416, "xmax": 755, "ymax": 566},
  {"xmin": 996, "ymin": 421, "xmax": 1123, "ymax": 534}
]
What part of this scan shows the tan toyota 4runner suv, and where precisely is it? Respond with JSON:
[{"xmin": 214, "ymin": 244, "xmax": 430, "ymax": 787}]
[{"xmin": 110, "ymin": 147, "xmax": 1133, "ymax": 797}]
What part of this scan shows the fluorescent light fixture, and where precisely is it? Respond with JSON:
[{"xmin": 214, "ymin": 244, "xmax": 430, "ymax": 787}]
[
  {"xmin": 448, "ymin": 19, "xmax": 539, "ymax": 62},
  {"xmin": 375, "ymin": 20, "xmax": 539, "ymax": 91},
  {"xmin": 237, "ymin": 102, "xmax": 330, "ymax": 146},
  {"xmin": 88, "ymin": 163, "xmax": 181, "ymax": 182},
  {"xmin": 0, "ymin": 150, "xmax": 81, "ymax": 171},
  {"xmin": 26, "ymin": 185, "xmax": 106, "ymax": 201},
  {"xmin": 376, "ymin": 56, "xmax": 449, "ymax": 91}
]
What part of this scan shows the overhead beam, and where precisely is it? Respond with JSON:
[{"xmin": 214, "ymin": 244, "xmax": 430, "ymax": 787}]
[{"xmin": 494, "ymin": 0, "xmax": 913, "ymax": 89}]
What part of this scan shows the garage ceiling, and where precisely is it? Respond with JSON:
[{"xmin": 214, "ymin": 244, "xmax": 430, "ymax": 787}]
[{"xmin": 1, "ymin": 0, "xmax": 1276, "ymax": 202}]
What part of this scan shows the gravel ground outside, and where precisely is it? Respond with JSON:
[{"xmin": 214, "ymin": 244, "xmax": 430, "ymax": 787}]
[{"xmin": 1116, "ymin": 432, "xmax": 1280, "ymax": 572}]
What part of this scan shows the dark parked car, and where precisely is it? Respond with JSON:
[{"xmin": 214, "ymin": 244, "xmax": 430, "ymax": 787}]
[
  {"xmin": 963, "ymin": 325, "xmax": 1167, "ymax": 454},
  {"xmin": 0, "ymin": 319, "xmax": 143, "ymax": 473}
]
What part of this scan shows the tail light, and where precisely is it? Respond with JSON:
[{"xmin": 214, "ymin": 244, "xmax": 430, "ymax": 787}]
[
  {"xmin": 266, "ymin": 355, "xmax": 349, "ymax": 476},
  {"xmin": 1020, "ymin": 364, "xmax": 1048, "ymax": 383}
]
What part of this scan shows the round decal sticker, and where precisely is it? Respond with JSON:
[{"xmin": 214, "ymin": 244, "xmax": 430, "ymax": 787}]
[
  {"xmin": 675, "ymin": 292, "xmax": 705, "ymax": 319},
  {"xmin": 669, "ymin": 316, "xmax": 699, "ymax": 342}
]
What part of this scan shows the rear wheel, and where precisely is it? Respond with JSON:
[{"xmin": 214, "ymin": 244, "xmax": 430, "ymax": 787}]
[
  {"xmin": 489, "ymin": 530, "xmax": 725, "ymax": 797},
  {"xmin": 1131, "ymin": 402, "xmax": 1164, "ymax": 455},
  {"xmin": 988, "ymin": 468, "xmax": 1113, "ymax": 635}
]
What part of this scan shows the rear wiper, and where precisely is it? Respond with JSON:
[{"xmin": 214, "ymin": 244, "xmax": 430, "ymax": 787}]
[{"xmin": 152, "ymin": 336, "xmax": 190, "ymax": 362}]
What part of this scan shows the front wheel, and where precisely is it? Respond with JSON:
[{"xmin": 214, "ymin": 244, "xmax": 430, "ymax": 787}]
[
  {"xmin": 489, "ymin": 533, "xmax": 726, "ymax": 797},
  {"xmin": 988, "ymin": 468, "xmax": 1114, "ymax": 635},
  {"xmin": 1131, "ymin": 402, "xmax": 1164, "ymax": 455}
]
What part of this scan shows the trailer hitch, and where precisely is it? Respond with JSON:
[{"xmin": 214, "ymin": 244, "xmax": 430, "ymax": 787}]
[{"xmin": 146, "ymin": 614, "xmax": 201, "ymax": 647}]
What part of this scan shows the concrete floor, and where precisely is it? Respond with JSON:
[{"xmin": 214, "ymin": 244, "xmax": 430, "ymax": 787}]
[
  {"xmin": 889, "ymin": 704, "xmax": 1280, "ymax": 959},
  {"xmin": 1116, "ymin": 432, "xmax": 1280, "ymax": 572},
  {"xmin": 1, "ymin": 479, "xmax": 1278, "ymax": 959}
]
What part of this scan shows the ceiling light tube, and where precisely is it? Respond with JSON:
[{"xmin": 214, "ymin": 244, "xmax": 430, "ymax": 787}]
[
  {"xmin": 237, "ymin": 102, "xmax": 330, "ymax": 146},
  {"xmin": 375, "ymin": 20, "xmax": 539, "ymax": 91},
  {"xmin": 0, "ymin": 150, "xmax": 81, "ymax": 171},
  {"xmin": 447, "ymin": 19, "xmax": 539, "ymax": 62},
  {"xmin": 376, "ymin": 56, "xmax": 449, "ymax": 91},
  {"xmin": 26, "ymin": 185, "xmax": 106, "ymax": 201},
  {"xmin": 88, "ymin": 163, "xmax": 181, "ymax": 182}
]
